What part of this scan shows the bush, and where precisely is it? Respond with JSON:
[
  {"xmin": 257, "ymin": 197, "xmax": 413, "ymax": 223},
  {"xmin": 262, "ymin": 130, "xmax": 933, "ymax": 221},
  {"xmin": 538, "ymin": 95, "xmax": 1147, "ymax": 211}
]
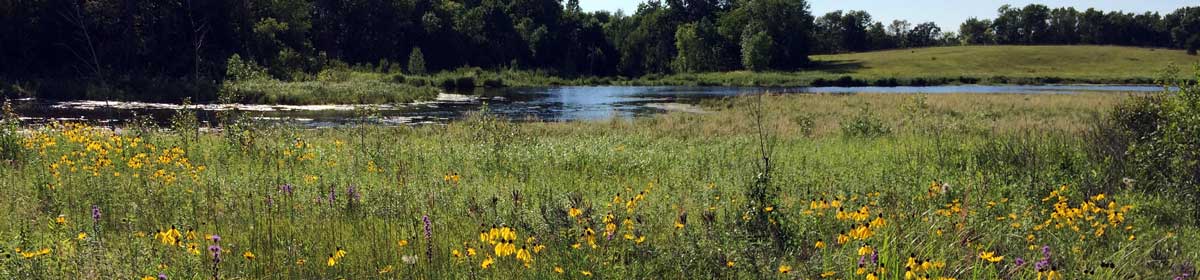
[
  {"xmin": 1095, "ymin": 64, "xmax": 1200, "ymax": 224},
  {"xmin": 840, "ymin": 106, "xmax": 892, "ymax": 138},
  {"xmin": 408, "ymin": 47, "xmax": 427, "ymax": 75},
  {"xmin": 0, "ymin": 100, "xmax": 21, "ymax": 163},
  {"xmin": 224, "ymin": 54, "xmax": 269, "ymax": 82}
]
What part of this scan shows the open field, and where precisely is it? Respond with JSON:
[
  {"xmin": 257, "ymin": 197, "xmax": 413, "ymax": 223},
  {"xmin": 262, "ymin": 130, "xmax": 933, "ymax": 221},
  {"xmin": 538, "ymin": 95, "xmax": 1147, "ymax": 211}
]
[
  {"xmin": 0, "ymin": 92, "xmax": 1198, "ymax": 279},
  {"xmin": 630, "ymin": 46, "xmax": 1200, "ymax": 87}
]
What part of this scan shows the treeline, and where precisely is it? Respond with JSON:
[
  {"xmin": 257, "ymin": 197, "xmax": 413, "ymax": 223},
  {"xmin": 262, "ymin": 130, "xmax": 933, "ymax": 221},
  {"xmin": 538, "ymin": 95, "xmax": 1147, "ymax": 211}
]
[{"xmin": 0, "ymin": 1, "xmax": 1198, "ymax": 101}]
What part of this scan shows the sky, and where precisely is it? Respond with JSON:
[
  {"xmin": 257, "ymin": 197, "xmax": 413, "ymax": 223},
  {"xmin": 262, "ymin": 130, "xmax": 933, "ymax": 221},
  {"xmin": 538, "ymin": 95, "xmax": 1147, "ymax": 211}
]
[{"xmin": 578, "ymin": 1, "xmax": 1194, "ymax": 29}]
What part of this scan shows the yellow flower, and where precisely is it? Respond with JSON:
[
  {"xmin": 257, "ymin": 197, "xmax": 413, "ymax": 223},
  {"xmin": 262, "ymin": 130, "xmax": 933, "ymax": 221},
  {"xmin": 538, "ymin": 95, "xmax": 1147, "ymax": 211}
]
[
  {"xmin": 378, "ymin": 265, "xmax": 393, "ymax": 274},
  {"xmin": 726, "ymin": 260, "xmax": 735, "ymax": 267},
  {"xmin": 296, "ymin": 259, "xmax": 307, "ymax": 266},
  {"xmin": 814, "ymin": 239, "xmax": 826, "ymax": 249},
  {"xmin": 581, "ymin": 270, "xmax": 593, "ymax": 277},
  {"xmin": 141, "ymin": 276, "xmax": 155, "ymax": 280},
  {"xmin": 764, "ymin": 206, "xmax": 774, "ymax": 212},
  {"xmin": 979, "ymin": 251, "xmax": 1004, "ymax": 263},
  {"xmin": 866, "ymin": 272, "xmax": 879, "ymax": 280},
  {"xmin": 243, "ymin": 251, "xmax": 255, "ymax": 260},
  {"xmin": 326, "ymin": 255, "xmax": 338, "ymax": 266},
  {"xmin": 554, "ymin": 266, "xmax": 564, "ymax": 273},
  {"xmin": 76, "ymin": 232, "xmax": 88, "ymax": 240},
  {"xmin": 398, "ymin": 239, "xmax": 408, "ymax": 247},
  {"xmin": 481, "ymin": 256, "xmax": 494, "ymax": 269},
  {"xmin": 55, "ymin": 215, "xmax": 66, "ymax": 225},
  {"xmin": 821, "ymin": 271, "xmax": 837, "ymax": 278},
  {"xmin": 778, "ymin": 264, "xmax": 792, "ymax": 274},
  {"xmin": 568, "ymin": 207, "xmax": 582, "ymax": 218}
]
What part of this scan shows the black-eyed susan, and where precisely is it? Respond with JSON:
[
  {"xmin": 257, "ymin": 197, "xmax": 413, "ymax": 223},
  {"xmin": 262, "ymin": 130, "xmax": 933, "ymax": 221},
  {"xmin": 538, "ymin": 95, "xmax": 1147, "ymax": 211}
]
[
  {"xmin": 242, "ymin": 251, "xmax": 255, "ymax": 261},
  {"xmin": 778, "ymin": 264, "xmax": 792, "ymax": 274},
  {"xmin": 979, "ymin": 251, "xmax": 1003, "ymax": 263},
  {"xmin": 554, "ymin": 266, "xmax": 564, "ymax": 273},
  {"xmin": 814, "ymin": 239, "xmax": 826, "ymax": 249},
  {"xmin": 481, "ymin": 256, "xmax": 494, "ymax": 269},
  {"xmin": 580, "ymin": 270, "xmax": 593, "ymax": 277}
]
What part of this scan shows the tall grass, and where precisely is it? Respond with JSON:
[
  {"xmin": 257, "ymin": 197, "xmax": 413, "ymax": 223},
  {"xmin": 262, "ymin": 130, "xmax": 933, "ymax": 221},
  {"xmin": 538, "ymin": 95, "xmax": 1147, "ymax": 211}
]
[{"xmin": 0, "ymin": 93, "xmax": 1196, "ymax": 279}]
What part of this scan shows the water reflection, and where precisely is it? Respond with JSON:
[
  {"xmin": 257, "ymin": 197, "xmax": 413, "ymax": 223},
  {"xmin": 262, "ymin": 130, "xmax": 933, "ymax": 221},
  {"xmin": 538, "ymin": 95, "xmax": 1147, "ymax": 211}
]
[{"xmin": 10, "ymin": 85, "xmax": 1165, "ymax": 127}]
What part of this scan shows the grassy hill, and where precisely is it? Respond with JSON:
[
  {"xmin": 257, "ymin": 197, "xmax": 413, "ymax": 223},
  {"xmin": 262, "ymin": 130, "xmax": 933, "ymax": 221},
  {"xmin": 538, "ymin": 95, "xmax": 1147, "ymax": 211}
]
[{"xmin": 637, "ymin": 45, "xmax": 1200, "ymax": 86}]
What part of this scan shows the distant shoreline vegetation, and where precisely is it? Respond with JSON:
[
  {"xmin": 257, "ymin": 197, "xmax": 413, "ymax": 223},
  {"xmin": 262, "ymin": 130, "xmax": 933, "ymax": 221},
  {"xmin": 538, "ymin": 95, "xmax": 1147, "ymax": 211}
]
[{"xmin": 1, "ymin": 1, "xmax": 1198, "ymax": 104}]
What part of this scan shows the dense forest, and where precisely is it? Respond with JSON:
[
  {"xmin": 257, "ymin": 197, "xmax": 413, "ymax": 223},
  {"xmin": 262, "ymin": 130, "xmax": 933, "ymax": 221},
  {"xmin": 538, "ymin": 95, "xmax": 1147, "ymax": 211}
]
[{"xmin": 1, "ymin": 0, "xmax": 1198, "ymax": 101}]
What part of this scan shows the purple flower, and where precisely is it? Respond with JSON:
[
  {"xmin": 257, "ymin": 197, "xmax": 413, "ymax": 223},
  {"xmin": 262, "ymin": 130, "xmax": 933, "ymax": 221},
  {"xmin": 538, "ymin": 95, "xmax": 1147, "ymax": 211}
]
[
  {"xmin": 422, "ymin": 215, "xmax": 432, "ymax": 240},
  {"xmin": 328, "ymin": 187, "xmax": 336, "ymax": 206},
  {"xmin": 1035, "ymin": 260, "xmax": 1049, "ymax": 272},
  {"xmin": 858, "ymin": 255, "xmax": 866, "ymax": 266},
  {"xmin": 1041, "ymin": 245, "xmax": 1052, "ymax": 259},
  {"xmin": 279, "ymin": 184, "xmax": 294, "ymax": 196},
  {"xmin": 870, "ymin": 250, "xmax": 879, "ymax": 264},
  {"xmin": 157, "ymin": 273, "xmax": 167, "ymax": 280},
  {"xmin": 347, "ymin": 185, "xmax": 360, "ymax": 202},
  {"xmin": 91, "ymin": 205, "xmax": 101, "ymax": 222},
  {"xmin": 1014, "ymin": 257, "xmax": 1026, "ymax": 267},
  {"xmin": 208, "ymin": 244, "xmax": 221, "ymax": 253},
  {"xmin": 211, "ymin": 234, "xmax": 221, "ymax": 243}
]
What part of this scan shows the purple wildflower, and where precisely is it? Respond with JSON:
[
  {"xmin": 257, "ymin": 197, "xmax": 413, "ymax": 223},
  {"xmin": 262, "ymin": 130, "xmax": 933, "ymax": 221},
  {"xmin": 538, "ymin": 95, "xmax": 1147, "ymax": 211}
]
[
  {"xmin": 1041, "ymin": 245, "xmax": 1052, "ymax": 259},
  {"xmin": 423, "ymin": 214, "xmax": 433, "ymax": 260},
  {"xmin": 210, "ymin": 234, "xmax": 221, "ymax": 243},
  {"xmin": 870, "ymin": 250, "xmax": 879, "ymax": 264},
  {"xmin": 1014, "ymin": 257, "xmax": 1026, "ymax": 267},
  {"xmin": 858, "ymin": 255, "xmax": 866, "ymax": 266},
  {"xmin": 157, "ymin": 273, "xmax": 167, "ymax": 280},
  {"xmin": 347, "ymin": 185, "xmax": 360, "ymax": 203},
  {"xmin": 328, "ymin": 186, "xmax": 336, "ymax": 206},
  {"xmin": 279, "ymin": 184, "xmax": 294, "ymax": 196},
  {"xmin": 91, "ymin": 205, "xmax": 101, "ymax": 222},
  {"xmin": 1035, "ymin": 259, "xmax": 1049, "ymax": 272}
]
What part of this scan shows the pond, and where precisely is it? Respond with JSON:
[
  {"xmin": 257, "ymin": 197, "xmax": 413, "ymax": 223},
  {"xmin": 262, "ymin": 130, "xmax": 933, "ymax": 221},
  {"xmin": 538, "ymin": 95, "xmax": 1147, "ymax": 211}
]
[{"xmin": 9, "ymin": 84, "xmax": 1165, "ymax": 127}]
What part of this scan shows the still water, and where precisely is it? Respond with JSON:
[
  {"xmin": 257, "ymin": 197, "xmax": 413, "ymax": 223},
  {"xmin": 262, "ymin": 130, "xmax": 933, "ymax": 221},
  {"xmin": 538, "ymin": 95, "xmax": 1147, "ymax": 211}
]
[{"xmin": 10, "ymin": 85, "xmax": 1164, "ymax": 127}]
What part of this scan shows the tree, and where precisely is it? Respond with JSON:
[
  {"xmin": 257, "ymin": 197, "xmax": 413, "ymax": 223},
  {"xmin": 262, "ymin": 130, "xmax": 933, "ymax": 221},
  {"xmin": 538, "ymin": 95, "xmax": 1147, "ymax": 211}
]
[
  {"xmin": 741, "ymin": 28, "xmax": 773, "ymax": 72},
  {"xmin": 907, "ymin": 22, "xmax": 941, "ymax": 48},
  {"xmin": 1020, "ymin": 4, "xmax": 1051, "ymax": 44},
  {"xmin": 721, "ymin": 0, "xmax": 813, "ymax": 69},
  {"xmin": 673, "ymin": 20, "xmax": 725, "ymax": 72},
  {"xmin": 1048, "ymin": 7, "xmax": 1080, "ymax": 44},
  {"xmin": 993, "ymin": 5, "xmax": 1022, "ymax": 44},
  {"xmin": 959, "ymin": 18, "xmax": 993, "ymax": 45},
  {"xmin": 408, "ymin": 47, "xmax": 426, "ymax": 75}
]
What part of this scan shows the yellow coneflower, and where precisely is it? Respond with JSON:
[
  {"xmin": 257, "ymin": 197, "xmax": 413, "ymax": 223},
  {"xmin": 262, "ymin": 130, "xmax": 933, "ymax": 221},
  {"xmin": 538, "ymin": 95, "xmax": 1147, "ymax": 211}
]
[
  {"xmin": 814, "ymin": 239, "xmax": 826, "ymax": 249},
  {"xmin": 296, "ymin": 258, "xmax": 306, "ymax": 266},
  {"xmin": 821, "ymin": 271, "xmax": 837, "ymax": 278},
  {"xmin": 837, "ymin": 232, "xmax": 850, "ymax": 245},
  {"xmin": 580, "ymin": 270, "xmax": 593, "ymax": 277},
  {"xmin": 554, "ymin": 266, "xmax": 564, "ymax": 273},
  {"xmin": 398, "ymin": 239, "xmax": 408, "ymax": 248},
  {"xmin": 568, "ymin": 207, "xmax": 582, "ymax": 218},
  {"xmin": 243, "ymin": 251, "xmax": 255, "ymax": 261},
  {"xmin": 76, "ymin": 232, "xmax": 87, "ymax": 240},
  {"xmin": 978, "ymin": 251, "xmax": 1003, "ymax": 263},
  {"xmin": 866, "ymin": 272, "xmax": 879, "ymax": 280},
  {"xmin": 55, "ymin": 215, "xmax": 66, "ymax": 225},
  {"xmin": 726, "ymin": 260, "xmax": 735, "ymax": 267},
  {"xmin": 326, "ymin": 254, "xmax": 338, "ymax": 267},
  {"xmin": 481, "ymin": 256, "xmax": 494, "ymax": 269},
  {"xmin": 778, "ymin": 264, "xmax": 792, "ymax": 274}
]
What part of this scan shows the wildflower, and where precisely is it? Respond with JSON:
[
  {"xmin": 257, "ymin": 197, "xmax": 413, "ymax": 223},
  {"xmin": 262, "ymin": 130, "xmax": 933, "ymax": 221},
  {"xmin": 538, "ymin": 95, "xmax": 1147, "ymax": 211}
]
[
  {"xmin": 764, "ymin": 206, "xmax": 774, "ymax": 212},
  {"xmin": 279, "ymin": 184, "xmax": 294, "ymax": 196},
  {"xmin": 327, "ymin": 254, "xmax": 338, "ymax": 266},
  {"xmin": 837, "ymin": 232, "xmax": 850, "ymax": 245},
  {"xmin": 554, "ymin": 266, "xmax": 564, "ymax": 273},
  {"xmin": 77, "ymin": 231, "xmax": 88, "ymax": 240},
  {"xmin": 581, "ymin": 270, "xmax": 593, "ymax": 277},
  {"xmin": 778, "ymin": 264, "xmax": 792, "ymax": 274},
  {"xmin": 398, "ymin": 239, "xmax": 408, "ymax": 248},
  {"xmin": 55, "ymin": 214, "xmax": 66, "ymax": 225},
  {"xmin": 296, "ymin": 259, "xmax": 306, "ymax": 266},
  {"xmin": 158, "ymin": 273, "xmax": 167, "ymax": 280},
  {"xmin": 378, "ymin": 265, "xmax": 393, "ymax": 274},
  {"xmin": 821, "ymin": 271, "xmax": 837, "ymax": 278},
  {"xmin": 726, "ymin": 260, "xmax": 735, "ymax": 267},
  {"xmin": 568, "ymin": 207, "xmax": 582, "ymax": 218},
  {"xmin": 243, "ymin": 251, "xmax": 255, "ymax": 261},
  {"xmin": 481, "ymin": 256, "xmax": 494, "ymax": 269},
  {"xmin": 815, "ymin": 239, "xmax": 826, "ymax": 249},
  {"xmin": 91, "ymin": 205, "xmax": 101, "ymax": 222},
  {"xmin": 979, "ymin": 251, "xmax": 1004, "ymax": 263},
  {"xmin": 866, "ymin": 272, "xmax": 879, "ymax": 280}
]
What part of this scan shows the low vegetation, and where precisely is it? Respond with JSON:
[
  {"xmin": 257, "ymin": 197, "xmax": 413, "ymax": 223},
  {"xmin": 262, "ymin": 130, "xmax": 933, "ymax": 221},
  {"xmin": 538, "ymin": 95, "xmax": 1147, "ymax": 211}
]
[{"xmin": 2, "ymin": 74, "xmax": 1199, "ymax": 278}]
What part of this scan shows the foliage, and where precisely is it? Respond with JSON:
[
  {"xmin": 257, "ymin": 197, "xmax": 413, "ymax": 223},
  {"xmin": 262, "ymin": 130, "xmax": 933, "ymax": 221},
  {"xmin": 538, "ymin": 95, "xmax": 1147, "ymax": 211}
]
[
  {"xmin": 740, "ymin": 30, "xmax": 774, "ymax": 72},
  {"xmin": 1097, "ymin": 64, "xmax": 1200, "ymax": 223},
  {"xmin": 407, "ymin": 48, "xmax": 426, "ymax": 75},
  {"xmin": 0, "ymin": 99, "xmax": 21, "ymax": 162}
]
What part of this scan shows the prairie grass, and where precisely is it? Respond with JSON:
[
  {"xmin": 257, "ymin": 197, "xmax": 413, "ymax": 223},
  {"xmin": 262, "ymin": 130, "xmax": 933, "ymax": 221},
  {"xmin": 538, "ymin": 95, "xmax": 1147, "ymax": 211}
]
[{"xmin": 0, "ymin": 93, "xmax": 1196, "ymax": 279}]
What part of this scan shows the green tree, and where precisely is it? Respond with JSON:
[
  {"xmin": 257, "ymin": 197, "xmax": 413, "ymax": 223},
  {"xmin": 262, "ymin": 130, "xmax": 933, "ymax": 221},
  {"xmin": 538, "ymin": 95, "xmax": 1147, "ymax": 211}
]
[
  {"xmin": 959, "ymin": 18, "xmax": 994, "ymax": 45},
  {"xmin": 741, "ymin": 28, "xmax": 773, "ymax": 72},
  {"xmin": 408, "ymin": 47, "xmax": 427, "ymax": 75}
]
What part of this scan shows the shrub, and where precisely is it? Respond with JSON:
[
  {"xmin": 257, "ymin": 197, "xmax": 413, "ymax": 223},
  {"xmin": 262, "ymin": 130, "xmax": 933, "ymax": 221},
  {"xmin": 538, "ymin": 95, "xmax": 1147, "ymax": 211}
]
[
  {"xmin": 0, "ymin": 99, "xmax": 22, "ymax": 163},
  {"xmin": 224, "ymin": 54, "xmax": 268, "ymax": 82},
  {"xmin": 1095, "ymin": 64, "xmax": 1200, "ymax": 224},
  {"xmin": 408, "ymin": 47, "xmax": 427, "ymax": 75},
  {"xmin": 840, "ymin": 106, "xmax": 892, "ymax": 138}
]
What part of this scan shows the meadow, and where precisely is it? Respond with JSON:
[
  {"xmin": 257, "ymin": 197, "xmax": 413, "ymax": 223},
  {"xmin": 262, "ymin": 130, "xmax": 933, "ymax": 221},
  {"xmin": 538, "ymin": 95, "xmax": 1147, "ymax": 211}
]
[{"xmin": 1, "ymin": 90, "xmax": 1198, "ymax": 279}]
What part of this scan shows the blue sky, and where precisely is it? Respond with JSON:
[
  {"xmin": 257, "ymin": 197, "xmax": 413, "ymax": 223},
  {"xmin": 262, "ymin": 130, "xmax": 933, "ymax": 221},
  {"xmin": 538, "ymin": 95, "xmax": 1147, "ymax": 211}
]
[{"xmin": 578, "ymin": 1, "xmax": 1194, "ymax": 29}]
